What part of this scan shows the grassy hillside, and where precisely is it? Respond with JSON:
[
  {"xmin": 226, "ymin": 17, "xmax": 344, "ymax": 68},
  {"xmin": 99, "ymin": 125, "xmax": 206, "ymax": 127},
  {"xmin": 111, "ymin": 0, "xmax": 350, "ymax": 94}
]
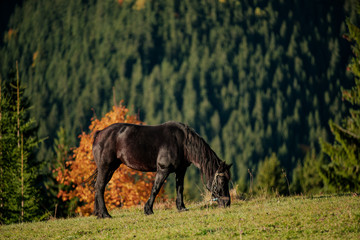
[{"xmin": 1, "ymin": 194, "xmax": 359, "ymax": 239}]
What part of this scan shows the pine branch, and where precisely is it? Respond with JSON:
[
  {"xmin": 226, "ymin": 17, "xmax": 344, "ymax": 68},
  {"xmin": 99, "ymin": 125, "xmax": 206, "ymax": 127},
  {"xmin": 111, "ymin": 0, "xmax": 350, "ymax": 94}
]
[{"xmin": 331, "ymin": 122, "xmax": 360, "ymax": 141}]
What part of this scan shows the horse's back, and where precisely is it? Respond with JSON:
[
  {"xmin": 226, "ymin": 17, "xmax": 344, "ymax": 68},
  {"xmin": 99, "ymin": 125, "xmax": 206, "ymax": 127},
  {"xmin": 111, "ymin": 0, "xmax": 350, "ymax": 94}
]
[{"xmin": 93, "ymin": 122, "xmax": 187, "ymax": 172}]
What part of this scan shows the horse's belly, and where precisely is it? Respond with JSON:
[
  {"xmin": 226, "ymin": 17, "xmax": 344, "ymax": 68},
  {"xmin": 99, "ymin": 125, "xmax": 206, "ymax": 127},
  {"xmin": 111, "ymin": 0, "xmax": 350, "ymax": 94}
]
[
  {"xmin": 118, "ymin": 152, "xmax": 157, "ymax": 172},
  {"xmin": 126, "ymin": 161, "xmax": 157, "ymax": 172}
]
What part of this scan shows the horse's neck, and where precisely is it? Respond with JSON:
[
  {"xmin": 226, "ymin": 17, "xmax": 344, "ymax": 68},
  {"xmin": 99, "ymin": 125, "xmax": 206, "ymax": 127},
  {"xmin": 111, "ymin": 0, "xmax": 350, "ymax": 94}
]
[
  {"xmin": 185, "ymin": 128, "xmax": 220, "ymax": 190},
  {"xmin": 205, "ymin": 178, "xmax": 213, "ymax": 191},
  {"xmin": 205, "ymin": 162, "xmax": 219, "ymax": 191},
  {"xmin": 190, "ymin": 158, "xmax": 215, "ymax": 191}
]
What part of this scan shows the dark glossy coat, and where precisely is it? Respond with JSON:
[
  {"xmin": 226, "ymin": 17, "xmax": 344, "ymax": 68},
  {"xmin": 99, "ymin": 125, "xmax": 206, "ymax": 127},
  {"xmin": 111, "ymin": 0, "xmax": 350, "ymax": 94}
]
[{"xmin": 89, "ymin": 121, "xmax": 231, "ymax": 218}]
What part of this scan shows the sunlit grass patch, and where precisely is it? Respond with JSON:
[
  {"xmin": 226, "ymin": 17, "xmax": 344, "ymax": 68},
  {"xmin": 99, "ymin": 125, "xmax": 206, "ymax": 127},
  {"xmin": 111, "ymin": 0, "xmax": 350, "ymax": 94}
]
[{"xmin": 1, "ymin": 194, "xmax": 359, "ymax": 239}]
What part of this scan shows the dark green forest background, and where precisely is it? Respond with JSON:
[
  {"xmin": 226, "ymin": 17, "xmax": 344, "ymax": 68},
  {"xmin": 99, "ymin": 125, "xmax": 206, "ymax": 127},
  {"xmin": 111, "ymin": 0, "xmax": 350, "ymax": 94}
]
[{"xmin": 1, "ymin": 0, "xmax": 360, "ymax": 222}]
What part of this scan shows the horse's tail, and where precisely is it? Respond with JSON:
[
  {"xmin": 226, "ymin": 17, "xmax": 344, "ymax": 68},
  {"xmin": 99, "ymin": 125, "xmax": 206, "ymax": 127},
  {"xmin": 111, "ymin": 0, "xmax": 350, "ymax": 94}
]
[
  {"xmin": 82, "ymin": 130, "xmax": 101, "ymax": 190},
  {"xmin": 93, "ymin": 130, "xmax": 101, "ymax": 146},
  {"xmin": 82, "ymin": 168, "xmax": 98, "ymax": 190}
]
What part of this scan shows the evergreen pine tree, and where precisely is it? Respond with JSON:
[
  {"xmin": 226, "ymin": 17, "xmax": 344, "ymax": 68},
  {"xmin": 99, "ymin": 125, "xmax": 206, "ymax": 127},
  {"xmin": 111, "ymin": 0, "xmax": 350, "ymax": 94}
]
[
  {"xmin": 254, "ymin": 153, "xmax": 288, "ymax": 195},
  {"xmin": 290, "ymin": 150, "xmax": 324, "ymax": 194},
  {"xmin": 41, "ymin": 127, "xmax": 76, "ymax": 218},
  {"xmin": 0, "ymin": 65, "xmax": 42, "ymax": 224},
  {"xmin": 320, "ymin": 16, "xmax": 360, "ymax": 192}
]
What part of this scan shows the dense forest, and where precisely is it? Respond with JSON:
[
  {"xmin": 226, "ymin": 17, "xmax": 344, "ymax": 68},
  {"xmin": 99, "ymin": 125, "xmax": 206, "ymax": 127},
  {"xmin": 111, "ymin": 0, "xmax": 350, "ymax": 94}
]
[{"xmin": 1, "ymin": 0, "xmax": 359, "ymax": 223}]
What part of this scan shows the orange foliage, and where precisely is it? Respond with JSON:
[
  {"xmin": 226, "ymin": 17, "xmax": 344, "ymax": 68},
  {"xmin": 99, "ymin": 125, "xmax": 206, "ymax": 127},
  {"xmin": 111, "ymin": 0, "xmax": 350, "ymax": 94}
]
[
  {"xmin": 56, "ymin": 102, "xmax": 164, "ymax": 216},
  {"xmin": 117, "ymin": 0, "xmax": 146, "ymax": 9},
  {"xmin": 31, "ymin": 51, "xmax": 39, "ymax": 68},
  {"xmin": 7, "ymin": 28, "xmax": 17, "ymax": 40}
]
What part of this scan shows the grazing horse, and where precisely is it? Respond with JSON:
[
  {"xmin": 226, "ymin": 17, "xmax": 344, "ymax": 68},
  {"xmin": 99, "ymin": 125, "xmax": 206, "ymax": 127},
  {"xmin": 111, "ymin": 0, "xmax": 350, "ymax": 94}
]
[{"xmin": 89, "ymin": 121, "xmax": 231, "ymax": 218}]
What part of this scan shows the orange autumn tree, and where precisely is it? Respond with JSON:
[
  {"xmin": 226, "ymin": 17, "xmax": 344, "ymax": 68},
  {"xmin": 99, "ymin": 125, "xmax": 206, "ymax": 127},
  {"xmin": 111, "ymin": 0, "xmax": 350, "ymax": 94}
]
[{"xmin": 56, "ymin": 101, "xmax": 164, "ymax": 216}]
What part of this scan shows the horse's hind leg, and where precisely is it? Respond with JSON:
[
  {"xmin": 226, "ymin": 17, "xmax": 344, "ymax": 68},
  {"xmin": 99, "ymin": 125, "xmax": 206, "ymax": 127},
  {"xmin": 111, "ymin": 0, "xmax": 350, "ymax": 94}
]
[
  {"xmin": 94, "ymin": 163, "xmax": 120, "ymax": 218},
  {"xmin": 144, "ymin": 170, "xmax": 169, "ymax": 215},
  {"xmin": 93, "ymin": 148, "xmax": 120, "ymax": 218}
]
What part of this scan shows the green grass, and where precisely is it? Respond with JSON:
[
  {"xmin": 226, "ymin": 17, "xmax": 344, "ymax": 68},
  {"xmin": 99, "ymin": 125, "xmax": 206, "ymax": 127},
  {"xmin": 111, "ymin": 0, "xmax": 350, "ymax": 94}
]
[{"xmin": 1, "ymin": 194, "xmax": 359, "ymax": 239}]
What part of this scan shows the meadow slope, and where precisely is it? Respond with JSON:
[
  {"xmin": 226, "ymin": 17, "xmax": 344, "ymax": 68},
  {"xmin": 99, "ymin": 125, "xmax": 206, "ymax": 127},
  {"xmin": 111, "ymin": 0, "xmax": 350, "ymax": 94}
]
[{"xmin": 1, "ymin": 194, "xmax": 359, "ymax": 239}]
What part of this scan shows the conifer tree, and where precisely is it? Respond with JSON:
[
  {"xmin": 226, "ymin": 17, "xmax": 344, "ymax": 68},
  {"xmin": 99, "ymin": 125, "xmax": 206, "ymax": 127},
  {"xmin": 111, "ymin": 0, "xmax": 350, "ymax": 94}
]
[
  {"xmin": 41, "ymin": 127, "xmax": 75, "ymax": 218},
  {"xmin": 0, "ymin": 65, "xmax": 41, "ymax": 224},
  {"xmin": 255, "ymin": 153, "xmax": 288, "ymax": 195},
  {"xmin": 320, "ymin": 16, "xmax": 360, "ymax": 192},
  {"xmin": 290, "ymin": 151, "xmax": 324, "ymax": 194}
]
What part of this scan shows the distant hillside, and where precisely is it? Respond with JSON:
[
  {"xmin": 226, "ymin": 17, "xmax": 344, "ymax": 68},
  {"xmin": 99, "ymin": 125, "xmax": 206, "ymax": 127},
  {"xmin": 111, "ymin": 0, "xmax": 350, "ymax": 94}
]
[{"xmin": 0, "ymin": 0, "xmax": 358, "ymax": 195}]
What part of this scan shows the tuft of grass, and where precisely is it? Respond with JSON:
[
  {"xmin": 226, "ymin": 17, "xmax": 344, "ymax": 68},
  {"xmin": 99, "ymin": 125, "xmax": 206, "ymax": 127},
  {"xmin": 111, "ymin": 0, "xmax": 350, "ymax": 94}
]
[{"xmin": 1, "ymin": 194, "xmax": 359, "ymax": 239}]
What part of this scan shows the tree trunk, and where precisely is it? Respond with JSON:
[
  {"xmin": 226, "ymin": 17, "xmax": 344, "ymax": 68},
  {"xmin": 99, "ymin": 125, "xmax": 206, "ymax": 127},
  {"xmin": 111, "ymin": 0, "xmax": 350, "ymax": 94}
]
[
  {"xmin": 16, "ymin": 61, "xmax": 24, "ymax": 222},
  {"xmin": 0, "ymin": 74, "xmax": 2, "ymax": 210}
]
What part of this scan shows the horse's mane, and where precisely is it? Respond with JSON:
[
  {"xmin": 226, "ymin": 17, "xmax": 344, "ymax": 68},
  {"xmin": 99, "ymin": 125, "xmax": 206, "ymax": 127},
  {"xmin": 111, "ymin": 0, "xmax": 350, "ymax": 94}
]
[{"xmin": 174, "ymin": 122, "xmax": 223, "ymax": 187}]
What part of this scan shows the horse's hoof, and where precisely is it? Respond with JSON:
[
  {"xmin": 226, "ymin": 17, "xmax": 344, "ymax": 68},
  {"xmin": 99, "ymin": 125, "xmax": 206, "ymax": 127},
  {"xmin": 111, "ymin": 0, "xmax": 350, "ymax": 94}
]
[
  {"xmin": 144, "ymin": 207, "xmax": 154, "ymax": 215},
  {"xmin": 97, "ymin": 213, "xmax": 112, "ymax": 219},
  {"xmin": 144, "ymin": 203, "xmax": 154, "ymax": 215},
  {"xmin": 144, "ymin": 208, "xmax": 154, "ymax": 215},
  {"xmin": 178, "ymin": 208, "xmax": 189, "ymax": 212}
]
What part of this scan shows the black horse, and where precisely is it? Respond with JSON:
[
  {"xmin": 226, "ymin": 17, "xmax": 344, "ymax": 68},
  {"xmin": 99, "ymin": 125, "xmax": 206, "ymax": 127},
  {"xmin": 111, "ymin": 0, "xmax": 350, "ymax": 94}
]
[{"xmin": 89, "ymin": 121, "xmax": 231, "ymax": 218}]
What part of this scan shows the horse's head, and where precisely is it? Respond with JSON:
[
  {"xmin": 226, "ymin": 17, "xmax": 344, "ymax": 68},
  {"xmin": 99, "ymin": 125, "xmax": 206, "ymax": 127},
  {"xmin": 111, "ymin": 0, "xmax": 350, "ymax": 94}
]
[{"xmin": 211, "ymin": 162, "xmax": 232, "ymax": 207}]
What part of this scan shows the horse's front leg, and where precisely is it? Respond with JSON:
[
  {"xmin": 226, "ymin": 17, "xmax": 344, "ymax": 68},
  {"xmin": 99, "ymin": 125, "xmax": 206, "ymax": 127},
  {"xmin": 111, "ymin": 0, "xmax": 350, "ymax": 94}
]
[
  {"xmin": 175, "ymin": 168, "xmax": 188, "ymax": 212},
  {"xmin": 144, "ymin": 170, "xmax": 169, "ymax": 215}
]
